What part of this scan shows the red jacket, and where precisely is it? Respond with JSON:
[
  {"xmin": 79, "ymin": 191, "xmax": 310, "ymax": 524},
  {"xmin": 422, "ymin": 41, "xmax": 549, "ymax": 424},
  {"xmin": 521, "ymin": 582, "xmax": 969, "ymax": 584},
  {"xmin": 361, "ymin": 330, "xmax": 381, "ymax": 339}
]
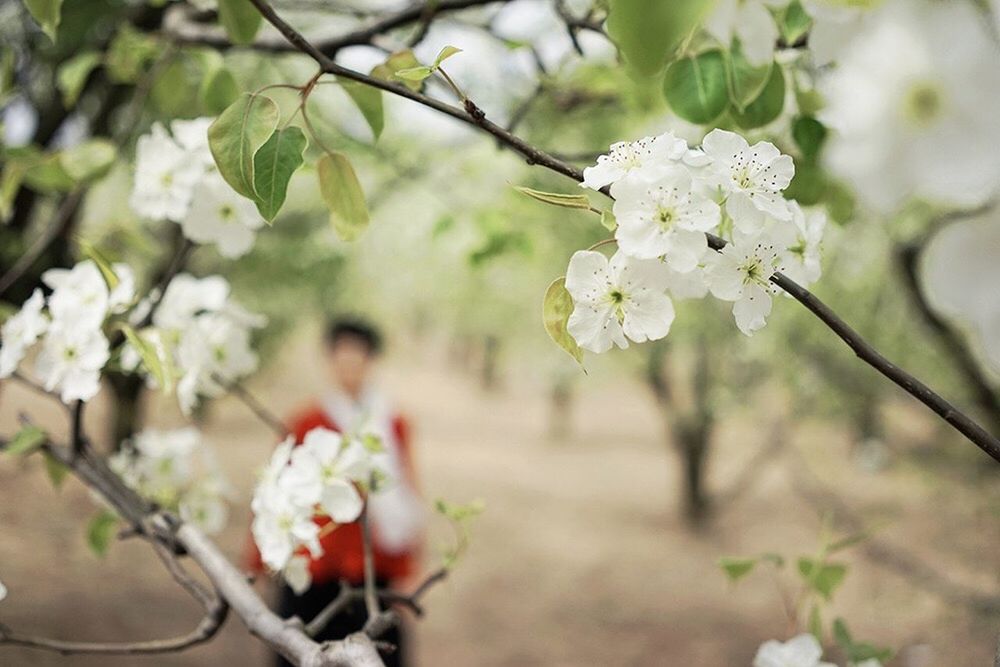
[{"xmin": 246, "ymin": 403, "xmax": 420, "ymax": 585}]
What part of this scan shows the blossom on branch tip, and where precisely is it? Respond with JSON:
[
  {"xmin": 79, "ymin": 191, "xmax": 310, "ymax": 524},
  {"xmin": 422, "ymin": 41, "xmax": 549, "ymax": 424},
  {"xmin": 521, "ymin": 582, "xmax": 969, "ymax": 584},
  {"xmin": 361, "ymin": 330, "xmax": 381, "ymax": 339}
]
[{"xmin": 565, "ymin": 250, "xmax": 675, "ymax": 353}]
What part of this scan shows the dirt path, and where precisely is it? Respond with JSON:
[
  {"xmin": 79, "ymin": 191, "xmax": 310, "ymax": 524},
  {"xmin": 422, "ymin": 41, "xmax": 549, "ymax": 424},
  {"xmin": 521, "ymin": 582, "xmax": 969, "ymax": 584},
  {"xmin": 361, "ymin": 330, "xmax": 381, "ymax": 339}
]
[{"xmin": 1, "ymin": 333, "xmax": 997, "ymax": 666}]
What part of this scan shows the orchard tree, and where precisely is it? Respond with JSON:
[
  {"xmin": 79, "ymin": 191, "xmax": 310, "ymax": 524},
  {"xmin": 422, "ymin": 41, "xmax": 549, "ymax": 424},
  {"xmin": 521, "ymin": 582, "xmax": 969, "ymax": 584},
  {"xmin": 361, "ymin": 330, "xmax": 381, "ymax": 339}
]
[{"xmin": 2, "ymin": 0, "xmax": 1000, "ymax": 666}]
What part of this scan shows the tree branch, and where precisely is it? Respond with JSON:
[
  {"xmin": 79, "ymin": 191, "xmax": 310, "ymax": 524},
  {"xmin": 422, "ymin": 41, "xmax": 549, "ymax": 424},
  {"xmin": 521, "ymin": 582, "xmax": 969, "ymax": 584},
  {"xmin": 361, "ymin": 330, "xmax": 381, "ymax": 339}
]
[{"xmin": 245, "ymin": 0, "xmax": 1000, "ymax": 463}]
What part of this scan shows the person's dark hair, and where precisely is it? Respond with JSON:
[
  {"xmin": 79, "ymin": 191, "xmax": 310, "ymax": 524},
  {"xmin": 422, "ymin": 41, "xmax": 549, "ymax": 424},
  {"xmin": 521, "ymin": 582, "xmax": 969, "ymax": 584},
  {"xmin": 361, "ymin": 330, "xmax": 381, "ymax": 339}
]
[{"xmin": 324, "ymin": 316, "xmax": 383, "ymax": 355}]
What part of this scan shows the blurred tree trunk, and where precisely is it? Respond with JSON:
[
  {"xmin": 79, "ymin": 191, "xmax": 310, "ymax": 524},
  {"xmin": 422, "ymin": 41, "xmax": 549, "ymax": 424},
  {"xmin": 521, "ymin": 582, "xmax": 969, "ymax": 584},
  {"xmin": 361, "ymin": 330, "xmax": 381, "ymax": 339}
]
[{"xmin": 646, "ymin": 340, "xmax": 715, "ymax": 527}]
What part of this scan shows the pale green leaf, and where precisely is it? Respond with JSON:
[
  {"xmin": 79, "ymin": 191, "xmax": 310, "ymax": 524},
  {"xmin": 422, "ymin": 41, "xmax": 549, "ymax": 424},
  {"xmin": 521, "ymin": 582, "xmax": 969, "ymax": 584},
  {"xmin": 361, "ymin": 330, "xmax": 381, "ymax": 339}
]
[
  {"xmin": 43, "ymin": 453, "xmax": 68, "ymax": 489},
  {"xmin": 797, "ymin": 557, "xmax": 848, "ymax": 601},
  {"xmin": 57, "ymin": 51, "xmax": 101, "ymax": 107},
  {"xmin": 317, "ymin": 152, "xmax": 370, "ymax": 242},
  {"xmin": 606, "ymin": 0, "xmax": 713, "ymax": 77},
  {"xmin": 395, "ymin": 66, "xmax": 433, "ymax": 82},
  {"xmin": 341, "ymin": 80, "xmax": 384, "ymax": 140},
  {"xmin": 59, "ymin": 139, "xmax": 116, "ymax": 182},
  {"xmin": 433, "ymin": 45, "xmax": 462, "ymax": 67},
  {"xmin": 78, "ymin": 239, "xmax": 120, "ymax": 290},
  {"xmin": 200, "ymin": 65, "xmax": 240, "ymax": 116},
  {"xmin": 24, "ymin": 0, "xmax": 63, "ymax": 41},
  {"xmin": 208, "ymin": 93, "xmax": 280, "ymax": 199},
  {"xmin": 252, "ymin": 126, "xmax": 307, "ymax": 222},
  {"xmin": 217, "ymin": 0, "xmax": 262, "ymax": 45},
  {"xmin": 372, "ymin": 50, "xmax": 423, "ymax": 92},
  {"xmin": 663, "ymin": 50, "xmax": 729, "ymax": 125},
  {"xmin": 600, "ymin": 209, "xmax": 617, "ymax": 232},
  {"xmin": 120, "ymin": 325, "xmax": 169, "ymax": 390},
  {"xmin": 542, "ymin": 277, "xmax": 584, "ymax": 366},
  {"xmin": 86, "ymin": 509, "xmax": 119, "ymax": 557},
  {"xmin": 6, "ymin": 425, "xmax": 46, "ymax": 456},
  {"xmin": 718, "ymin": 557, "xmax": 757, "ymax": 583},
  {"xmin": 515, "ymin": 186, "xmax": 591, "ymax": 210},
  {"xmin": 23, "ymin": 154, "xmax": 74, "ymax": 193}
]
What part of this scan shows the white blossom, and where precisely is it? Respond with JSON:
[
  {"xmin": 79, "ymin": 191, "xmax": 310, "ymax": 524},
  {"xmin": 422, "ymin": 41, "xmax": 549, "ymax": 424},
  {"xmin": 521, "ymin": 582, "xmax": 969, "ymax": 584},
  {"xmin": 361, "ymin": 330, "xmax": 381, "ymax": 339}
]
[
  {"xmin": 565, "ymin": 250, "xmax": 675, "ymax": 353},
  {"xmin": 701, "ymin": 129, "xmax": 794, "ymax": 231},
  {"xmin": 170, "ymin": 117, "xmax": 215, "ymax": 171},
  {"xmin": 176, "ymin": 312, "xmax": 261, "ymax": 415},
  {"xmin": 130, "ymin": 123, "xmax": 202, "ymax": 221},
  {"xmin": 0, "ymin": 288, "xmax": 48, "ymax": 378},
  {"xmin": 0, "ymin": 579, "xmax": 6, "ymax": 601},
  {"xmin": 252, "ymin": 482, "xmax": 323, "ymax": 572},
  {"xmin": 282, "ymin": 428, "xmax": 366, "ymax": 523},
  {"xmin": 705, "ymin": 233, "xmax": 783, "ymax": 336},
  {"xmin": 42, "ymin": 260, "xmax": 111, "ymax": 330},
  {"xmin": 778, "ymin": 202, "xmax": 826, "ymax": 287},
  {"xmin": 581, "ymin": 133, "xmax": 688, "ymax": 191},
  {"xmin": 282, "ymin": 554, "xmax": 312, "ymax": 595},
  {"xmin": 753, "ymin": 633, "xmax": 836, "ymax": 667},
  {"xmin": 181, "ymin": 173, "xmax": 264, "ymax": 259},
  {"xmin": 34, "ymin": 322, "xmax": 110, "ymax": 402},
  {"xmin": 612, "ymin": 165, "xmax": 719, "ymax": 268},
  {"xmin": 820, "ymin": 0, "xmax": 1000, "ymax": 211}
]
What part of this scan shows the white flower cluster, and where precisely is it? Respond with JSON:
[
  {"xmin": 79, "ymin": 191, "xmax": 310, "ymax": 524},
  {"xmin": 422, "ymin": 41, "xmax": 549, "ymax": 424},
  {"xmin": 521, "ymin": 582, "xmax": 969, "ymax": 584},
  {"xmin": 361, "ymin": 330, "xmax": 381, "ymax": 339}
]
[
  {"xmin": 754, "ymin": 633, "xmax": 882, "ymax": 667},
  {"xmin": 567, "ymin": 129, "xmax": 824, "ymax": 352},
  {"xmin": 125, "ymin": 273, "xmax": 265, "ymax": 416},
  {"xmin": 251, "ymin": 427, "xmax": 379, "ymax": 591},
  {"xmin": 109, "ymin": 427, "xmax": 231, "ymax": 534},
  {"xmin": 0, "ymin": 260, "xmax": 135, "ymax": 402},
  {"xmin": 130, "ymin": 118, "xmax": 263, "ymax": 258}
]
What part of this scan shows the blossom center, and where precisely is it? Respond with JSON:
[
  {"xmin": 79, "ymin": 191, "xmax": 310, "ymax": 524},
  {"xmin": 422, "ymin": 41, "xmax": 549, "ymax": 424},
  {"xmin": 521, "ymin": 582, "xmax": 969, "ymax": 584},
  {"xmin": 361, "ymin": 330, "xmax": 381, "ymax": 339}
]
[{"xmin": 902, "ymin": 81, "xmax": 944, "ymax": 127}]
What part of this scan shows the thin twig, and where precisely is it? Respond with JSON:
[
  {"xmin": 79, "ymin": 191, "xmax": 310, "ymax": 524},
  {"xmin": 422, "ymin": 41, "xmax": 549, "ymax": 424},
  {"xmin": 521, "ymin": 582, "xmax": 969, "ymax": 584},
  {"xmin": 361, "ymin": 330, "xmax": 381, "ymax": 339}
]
[
  {"xmin": 218, "ymin": 377, "xmax": 288, "ymax": 438},
  {"xmin": 0, "ymin": 191, "xmax": 84, "ymax": 298},
  {"xmin": 359, "ymin": 502, "xmax": 380, "ymax": 630}
]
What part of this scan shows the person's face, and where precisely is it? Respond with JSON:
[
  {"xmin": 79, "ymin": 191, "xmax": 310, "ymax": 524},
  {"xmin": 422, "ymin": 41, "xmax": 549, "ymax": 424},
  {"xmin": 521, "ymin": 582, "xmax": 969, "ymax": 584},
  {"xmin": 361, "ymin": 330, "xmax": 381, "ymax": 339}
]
[{"xmin": 326, "ymin": 335, "xmax": 375, "ymax": 397}]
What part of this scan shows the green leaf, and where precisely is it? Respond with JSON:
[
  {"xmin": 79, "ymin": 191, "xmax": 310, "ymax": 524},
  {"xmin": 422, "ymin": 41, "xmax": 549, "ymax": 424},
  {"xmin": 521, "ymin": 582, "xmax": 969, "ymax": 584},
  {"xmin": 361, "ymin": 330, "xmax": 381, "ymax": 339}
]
[
  {"xmin": 6, "ymin": 425, "xmax": 46, "ymax": 456},
  {"xmin": 784, "ymin": 162, "xmax": 826, "ymax": 206},
  {"xmin": 120, "ymin": 324, "xmax": 169, "ymax": 390},
  {"xmin": 732, "ymin": 63, "xmax": 786, "ymax": 129},
  {"xmin": 217, "ymin": 0, "xmax": 262, "ymax": 45},
  {"xmin": 515, "ymin": 186, "xmax": 591, "ymax": 210},
  {"xmin": 105, "ymin": 25, "xmax": 158, "ymax": 84},
  {"xmin": 792, "ymin": 116, "xmax": 827, "ymax": 164},
  {"xmin": 395, "ymin": 65, "xmax": 433, "ymax": 82},
  {"xmin": 718, "ymin": 557, "xmax": 757, "ymax": 583},
  {"xmin": 57, "ymin": 51, "xmax": 100, "ymax": 107},
  {"xmin": 59, "ymin": 139, "xmax": 116, "ymax": 182},
  {"xmin": 833, "ymin": 618, "xmax": 893, "ymax": 663},
  {"xmin": 252, "ymin": 126, "xmax": 307, "ymax": 222},
  {"xmin": 606, "ymin": 0, "xmax": 713, "ymax": 77},
  {"xmin": 663, "ymin": 50, "xmax": 729, "ymax": 125},
  {"xmin": 341, "ymin": 80, "xmax": 384, "ymax": 140},
  {"xmin": 86, "ymin": 509, "xmax": 119, "ymax": 557},
  {"xmin": 725, "ymin": 45, "xmax": 773, "ymax": 112},
  {"xmin": 542, "ymin": 277, "xmax": 584, "ymax": 366},
  {"xmin": 317, "ymin": 152, "xmax": 370, "ymax": 242},
  {"xmin": 372, "ymin": 50, "xmax": 423, "ymax": 92},
  {"xmin": 433, "ymin": 45, "xmax": 462, "ymax": 67},
  {"xmin": 0, "ymin": 161, "xmax": 27, "ymax": 220},
  {"xmin": 777, "ymin": 1, "xmax": 812, "ymax": 45},
  {"xmin": 434, "ymin": 498, "xmax": 485, "ymax": 522},
  {"xmin": 24, "ymin": 0, "xmax": 63, "ymax": 41},
  {"xmin": 43, "ymin": 453, "xmax": 69, "ymax": 489},
  {"xmin": 797, "ymin": 557, "xmax": 848, "ymax": 601},
  {"xmin": 208, "ymin": 93, "xmax": 280, "ymax": 199},
  {"xmin": 200, "ymin": 65, "xmax": 240, "ymax": 116},
  {"xmin": 23, "ymin": 154, "xmax": 74, "ymax": 193},
  {"xmin": 79, "ymin": 239, "xmax": 120, "ymax": 290}
]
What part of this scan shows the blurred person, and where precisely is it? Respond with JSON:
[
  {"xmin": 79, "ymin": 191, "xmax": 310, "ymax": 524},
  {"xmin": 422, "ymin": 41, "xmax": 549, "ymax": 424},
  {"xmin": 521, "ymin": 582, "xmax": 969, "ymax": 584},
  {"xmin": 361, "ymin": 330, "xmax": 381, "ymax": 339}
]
[{"xmin": 247, "ymin": 317, "xmax": 425, "ymax": 667}]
